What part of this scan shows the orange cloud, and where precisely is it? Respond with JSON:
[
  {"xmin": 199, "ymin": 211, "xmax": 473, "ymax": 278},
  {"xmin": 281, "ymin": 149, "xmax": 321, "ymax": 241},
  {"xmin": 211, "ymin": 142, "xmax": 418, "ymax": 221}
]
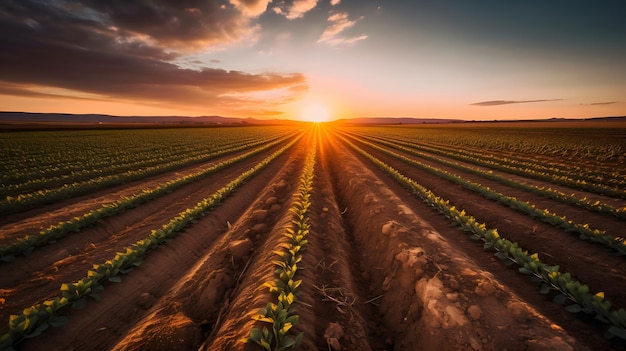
[
  {"xmin": 285, "ymin": 0, "xmax": 319, "ymax": 19},
  {"xmin": 229, "ymin": 0, "xmax": 273, "ymax": 17}
]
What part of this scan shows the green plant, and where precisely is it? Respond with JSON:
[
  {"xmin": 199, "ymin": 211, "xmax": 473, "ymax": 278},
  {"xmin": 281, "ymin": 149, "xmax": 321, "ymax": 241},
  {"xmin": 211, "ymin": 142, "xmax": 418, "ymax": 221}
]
[
  {"xmin": 242, "ymin": 142, "xmax": 316, "ymax": 350},
  {"xmin": 0, "ymin": 135, "xmax": 303, "ymax": 351},
  {"xmin": 339, "ymin": 133, "xmax": 626, "ymax": 341}
]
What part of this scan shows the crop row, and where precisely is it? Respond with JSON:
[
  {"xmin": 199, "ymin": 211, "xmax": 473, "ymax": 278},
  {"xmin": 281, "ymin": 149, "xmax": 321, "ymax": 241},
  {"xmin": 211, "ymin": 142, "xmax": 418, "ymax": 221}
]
[
  {"xmin": 343, "ymin": 133, "xmax": 626, "ymax": 256},
  {"xmin": 243, "ymin": 141, "xmax": 316, "ymax": 350},
  {"xmin": 1, "ymin": 131, "xmax": 297, "ymax": 215},
  {"xmin": 359, "ymin": 125, "xmax": 625, "ymax": 164},
  {"xmin": 337, "ymin": 133, "xmax": 626, "ymax": 341},
  {"xmin": 0, "ymin": 134, "xmax": 302, "ymax": 350},
  {"xmin": 1, "ymin": 133, "xmax": 271, "ymax": 196},
  {"xmin": 0, "ymin": 133, "xmax": 297, "ymax": 262},
  {"xmin": 413, "ymin": 137, "xmax": 624, "ymax": 186},
  {"xmin": 356, "ymin": 130, "xmax": 626, "ymax": 198},
  {"xmin": 350, "ymin": 133, "xmax": 626, "ymax": 220},
  {"xmin": 0, "ymin": 128, "xmax": 288, "ymax": 186}
]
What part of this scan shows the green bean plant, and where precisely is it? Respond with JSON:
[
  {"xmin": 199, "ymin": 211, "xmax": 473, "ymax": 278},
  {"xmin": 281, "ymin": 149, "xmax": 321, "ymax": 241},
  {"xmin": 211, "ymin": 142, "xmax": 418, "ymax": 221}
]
[
  {"xmin": 339, "ymin": 134, "xmax": 626, "ymax": 341},
  {"xmin": 243, "ymin": 143, "xmax": 316, "ymax": 350},
  {"xmin": 0, "ymin": 135, "xmax": 301, "ymax": 351},
  {"xmin": 0, "ymin": 133, "xmax": 296, "ymax": 261}
]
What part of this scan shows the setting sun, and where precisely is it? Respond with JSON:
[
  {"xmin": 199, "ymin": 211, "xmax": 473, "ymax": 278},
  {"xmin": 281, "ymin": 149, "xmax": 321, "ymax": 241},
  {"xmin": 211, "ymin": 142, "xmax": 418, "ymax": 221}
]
[{"xmin": 300, "ymin": 103, "xmax": 332, "ymax": 123}]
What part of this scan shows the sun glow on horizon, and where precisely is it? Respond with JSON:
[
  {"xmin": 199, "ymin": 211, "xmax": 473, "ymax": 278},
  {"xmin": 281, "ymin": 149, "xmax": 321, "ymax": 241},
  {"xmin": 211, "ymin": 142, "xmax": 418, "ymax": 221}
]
[{"xmin": 300, "ymin": 103, "xmax": 332, "ymax": 123}]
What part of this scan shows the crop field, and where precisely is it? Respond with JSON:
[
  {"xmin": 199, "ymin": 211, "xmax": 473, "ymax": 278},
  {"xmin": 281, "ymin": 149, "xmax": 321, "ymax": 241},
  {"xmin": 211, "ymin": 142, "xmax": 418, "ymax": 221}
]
[{"xmin": 1, "ymin": 122, "xmax": 626, "ymax": 351}]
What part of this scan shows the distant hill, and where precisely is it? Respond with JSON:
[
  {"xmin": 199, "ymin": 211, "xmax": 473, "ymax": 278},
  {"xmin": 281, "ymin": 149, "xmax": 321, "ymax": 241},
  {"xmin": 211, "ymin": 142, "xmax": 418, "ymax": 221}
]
[
  {"xmin": 0, "ymin": 112, "xmax": 304, "ymax": 125},
  {"xmin": 333, "ymin": 117, "xmax": 463, "ymax": 124},
  {"xmin": 334, "ymin": 116, "xmax": 626, "ymax": 124},
  {"xmin": 466, "ymin": 116, "xmax": 626, "ymax": 123},
  {"xmin": 1, "ymin": 111, "xmax": 624, "ymax": 127}
]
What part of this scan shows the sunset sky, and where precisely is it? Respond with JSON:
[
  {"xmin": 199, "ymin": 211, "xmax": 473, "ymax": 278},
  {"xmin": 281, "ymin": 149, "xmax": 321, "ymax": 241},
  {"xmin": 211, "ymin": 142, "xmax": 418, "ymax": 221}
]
[{"xmin": 1, "ymin": 0, "xmax": 625, "ymax": 121}]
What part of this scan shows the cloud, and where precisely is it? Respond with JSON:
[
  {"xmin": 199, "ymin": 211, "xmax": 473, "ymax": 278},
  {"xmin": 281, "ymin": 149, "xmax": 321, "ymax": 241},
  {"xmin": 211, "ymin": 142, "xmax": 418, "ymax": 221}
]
[
  {"xmin": 470, "ymin": 99, "xmax": 563, "ymax": 106},
  {"xmin": 289, "ymin": 0, "xmax": 319, "ymax": 19},
  {"xmin": 0, "ymin": 0, "xmax": 308, "ymax": 116},
  {"xmin": 318, "ymin": 12, "xmax": 368, "ymax": 45},
  {"xmin": 80, "ymin": 0, "xmax": 262, "ymax": 50},
  {"xmin": 330, "ymin": 0, "xmax": 341, "ymax": 5},
  {"xmin": 584, "ymin": 101, "xmax": 618, "ymax": 106},
  {"xmin": 0, "ymin": 83, "xmax": 110, "ymax": 102},
  {"xmin": 229, "ymin": 0, "xmax": 272, "ymax": 17},
  {"xmin": 272, "ymin": 0, "xmax": 319, "ymax": 20}
]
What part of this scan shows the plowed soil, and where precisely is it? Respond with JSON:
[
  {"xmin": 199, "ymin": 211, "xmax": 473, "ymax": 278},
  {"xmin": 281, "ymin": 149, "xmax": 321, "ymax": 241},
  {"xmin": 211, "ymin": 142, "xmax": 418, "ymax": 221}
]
[{"xmin": 1, "ymin": 124, "xmax": 625, "ymax": 351}]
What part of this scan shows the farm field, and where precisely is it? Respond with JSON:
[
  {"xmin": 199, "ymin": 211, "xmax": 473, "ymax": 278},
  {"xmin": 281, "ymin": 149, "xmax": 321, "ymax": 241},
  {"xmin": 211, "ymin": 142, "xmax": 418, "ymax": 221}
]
[{"xmin": 1, "ymin": 122, "xmax": 626, "ymax": 351}]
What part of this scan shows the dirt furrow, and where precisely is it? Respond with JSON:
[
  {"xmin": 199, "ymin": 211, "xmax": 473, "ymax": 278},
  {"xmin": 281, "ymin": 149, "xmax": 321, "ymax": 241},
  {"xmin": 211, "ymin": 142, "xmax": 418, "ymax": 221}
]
[
  {"xmin": 17, "ymin": 132, "xmax": 310, "ymax": 351},
  {"xmin": 349, "ymin": 131, "xmax": 626, "ymax": 211},
  {"xmin": 300, "ymin": 128, "xmax": 386, "ymax": 350},
  {"xmin": 0, "ymin": 136, "xmax": 293, "ymax": 240},
  {"xmin": 349, "ymin": 133, "xmax": 626, "ymax": 238},
  {"xmin": 345, "ymin": 133, "xmax": 626, "ymax": 309},
  {"xmin": 324, "ymin": 127, "xmax": 584, "ymax": 350},
  {"xmin": 0, "ymin": 137, "xmax": 295, "ymax": 328},
  {"xmin": 3, "ymin": 124, "xmax": 625, "ymax": 351},
  {"xmin": 414, "ymin": 136, "xmax": 624, "ymax": 181}
]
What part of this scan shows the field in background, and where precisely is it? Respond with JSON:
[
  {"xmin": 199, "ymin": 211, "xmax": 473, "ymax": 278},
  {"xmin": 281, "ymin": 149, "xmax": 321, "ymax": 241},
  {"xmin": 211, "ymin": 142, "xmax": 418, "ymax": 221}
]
[{"xmin": 1, "ymin": 122, "xmax": 625, "ymax": 350}]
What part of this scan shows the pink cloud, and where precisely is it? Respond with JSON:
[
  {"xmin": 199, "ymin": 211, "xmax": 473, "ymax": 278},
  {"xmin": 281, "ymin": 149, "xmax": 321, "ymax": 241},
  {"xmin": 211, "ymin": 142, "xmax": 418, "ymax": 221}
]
[
  {"xmin": 318, "ymin": 12, "xmax": 367, "ymax": 45},
  {"xmin": 285, "ymin": 0, "xmax": 319, "ymax": 19}
]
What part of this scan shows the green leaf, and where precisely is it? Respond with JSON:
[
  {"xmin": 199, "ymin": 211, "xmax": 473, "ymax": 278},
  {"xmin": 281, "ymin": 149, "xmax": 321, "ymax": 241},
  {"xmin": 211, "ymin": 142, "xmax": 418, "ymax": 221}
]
[
  {"xmin": 553, "ymin": 294, "xmax": 568, "ymax": 305},
  {"xmin": 285, "ymin": 314, "xmax": 300, "ymax": 325},
  {"xmin": 1, "ymin": 254, "xmax": 16, "ymax": 262},
  {"xmin": 262, "ymin": 326, "xmax": 272, "ymax": 341},
  {"xmin": 49, "ymin": 316, "xmax": 69, "ymax": 328},
  {"xmin": 281, "ymin": 336, "xmax": 296, "ymax": 347},
  {"xmin": 607, "ymin": 326, "xmax": 626, "ymax": 340},
  {"xmin": 248, "ymin": 328, "xmax": 262, "ymax": 343},
  {"xmin": 259, "ymin": 340, "xmax": 272, "ymax": 351},
  {"xmin": 294, "ymin": 332, "xmax": 304, "ymax": 348},
  {"xmin": 539, "ymin": 284, "xmax": 550, "ymax": 295},
  {"xmin": 71, "ymin": 298, "xmax": 87, "ymax": 310},
  {"xmin": 565, "ymin": 304, "xmax": 582, "ymax": 313},
  {"xmin": 503, "ymin": 259, "xmax": 515, "ymax": 266},
  {"xmin": 89, "ymin": 292, "xmax": 101, "ymax": 301},
  {"xmin": 494, "ymin": 251, "xmax": 508, "ymax": 260},
  {"xmin": 25, "ymin": 322, "xmax": 48, "ymax": 338},
  {"xmin": 518, "ymin": 267, "xmax": 533, "ymax": 275},
  {"xmin": 0, "ymin": 334, "xmax": 14, "ymax": 349},
  {"xmin": 108, "ymin": 276, "xmax": 122, "ymax": 283}
]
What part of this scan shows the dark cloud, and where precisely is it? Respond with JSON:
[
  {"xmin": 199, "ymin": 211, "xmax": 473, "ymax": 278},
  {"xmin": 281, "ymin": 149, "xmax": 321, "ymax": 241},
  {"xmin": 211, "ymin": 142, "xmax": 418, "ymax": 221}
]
[
  {"xmin": 0, "ymin": 0, "xmax": 307, "ymax": 115},
  {"xmin": 80, "ymin": 0, "xmax": 255, "ymax": 49},
  {"xmin": 470, "ymin": 99, "xmax": 563, "ymax": 106},
  {"xmin": 587, "ymin": 101, "xmax": 617, "ymax": 106}
]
